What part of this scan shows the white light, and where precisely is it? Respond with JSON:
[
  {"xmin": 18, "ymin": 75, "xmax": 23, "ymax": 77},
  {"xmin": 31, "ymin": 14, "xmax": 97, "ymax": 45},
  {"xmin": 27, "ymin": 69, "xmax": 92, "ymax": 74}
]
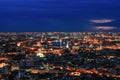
[{"xmin": 37, "ymin": 52, "xmax": 45, "ymax": 57}]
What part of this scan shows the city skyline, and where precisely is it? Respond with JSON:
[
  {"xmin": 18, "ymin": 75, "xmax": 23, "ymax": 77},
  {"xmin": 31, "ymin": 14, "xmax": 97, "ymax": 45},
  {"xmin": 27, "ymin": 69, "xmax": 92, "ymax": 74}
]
[
  {"xmin": 0, "ymin": 1, "xmax": 120, "ymax": 79},
  {"xmin": 0, "ymin": 32, "xmax": 120, "ymax": 79}
]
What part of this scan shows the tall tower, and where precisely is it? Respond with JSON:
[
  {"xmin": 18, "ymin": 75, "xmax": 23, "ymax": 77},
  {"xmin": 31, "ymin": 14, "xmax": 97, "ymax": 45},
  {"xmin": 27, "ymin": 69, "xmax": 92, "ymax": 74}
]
[
  {"xmin": 66, "ymin": 42, "xmax": 70, "ymax": 49},
  {"xmin": 41, "ymin": 34, "xmax": 44, "ymax": 43},
  {"xmin": 59, "ymin": 37, "xmax": 62, "ymax": 48}
]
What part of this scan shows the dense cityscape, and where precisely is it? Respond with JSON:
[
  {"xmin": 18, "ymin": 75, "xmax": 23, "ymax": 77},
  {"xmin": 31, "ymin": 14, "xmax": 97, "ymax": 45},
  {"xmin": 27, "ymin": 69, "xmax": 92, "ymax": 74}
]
[{"xmin": 0, "ymin": 32, "xmax": 119, "ymax": 80}]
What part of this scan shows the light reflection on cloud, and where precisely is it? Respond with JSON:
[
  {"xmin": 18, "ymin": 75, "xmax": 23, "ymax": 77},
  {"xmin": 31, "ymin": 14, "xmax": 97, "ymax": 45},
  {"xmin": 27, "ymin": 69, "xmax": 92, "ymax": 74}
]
[
  {"xmin": 93, "ymin": 26, "xmax": 117, "ymax": 30},
  {"xmin": 90, "ymin": 19, "xmax": 115, "ymax": 23}
]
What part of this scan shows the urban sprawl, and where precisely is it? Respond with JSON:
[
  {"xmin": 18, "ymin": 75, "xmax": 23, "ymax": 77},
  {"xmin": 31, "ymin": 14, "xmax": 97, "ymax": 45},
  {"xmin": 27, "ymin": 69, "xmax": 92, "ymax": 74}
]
[{"xmin": 0, "ymin": 32, "xmax": 120, "ymax": 80}]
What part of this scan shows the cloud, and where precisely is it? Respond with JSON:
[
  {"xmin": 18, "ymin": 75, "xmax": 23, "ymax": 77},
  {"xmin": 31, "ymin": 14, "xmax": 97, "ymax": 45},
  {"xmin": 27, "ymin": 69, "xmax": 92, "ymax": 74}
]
[
  {"xmin": 93, "ymin": 26, "xmax": 117, "ymax": 30},
  {"xmin": 90, "ymin": 19, "xmax": 115, "ymax": 23}
]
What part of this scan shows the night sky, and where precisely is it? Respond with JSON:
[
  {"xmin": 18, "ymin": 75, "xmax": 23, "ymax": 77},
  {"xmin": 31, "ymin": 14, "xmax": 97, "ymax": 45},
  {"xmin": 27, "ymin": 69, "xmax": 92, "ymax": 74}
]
[{"xmin": 0, "ymin": 0, "xmax": 120, "ymax": 32}]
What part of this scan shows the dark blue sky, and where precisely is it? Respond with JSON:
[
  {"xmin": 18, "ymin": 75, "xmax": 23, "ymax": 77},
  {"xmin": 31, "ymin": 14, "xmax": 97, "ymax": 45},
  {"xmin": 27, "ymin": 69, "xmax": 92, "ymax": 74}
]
[{"xmin": 0, "ymin": 0, "xmax": 120, "ymax": 32}]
